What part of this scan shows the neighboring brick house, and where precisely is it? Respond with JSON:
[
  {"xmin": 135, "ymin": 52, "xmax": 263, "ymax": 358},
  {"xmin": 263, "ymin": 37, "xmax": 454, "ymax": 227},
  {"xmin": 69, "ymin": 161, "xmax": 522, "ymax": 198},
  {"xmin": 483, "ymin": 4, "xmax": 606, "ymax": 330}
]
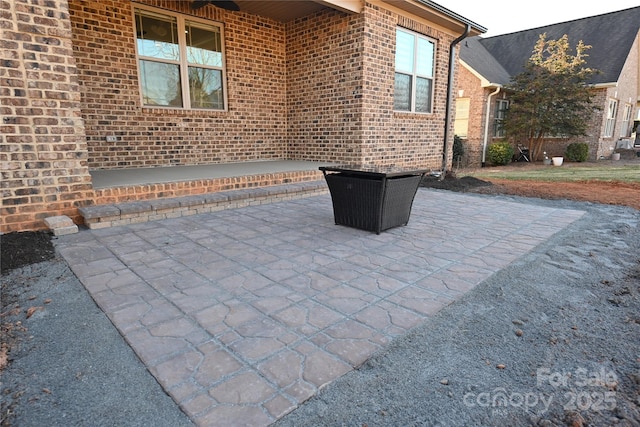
[
  {"xmin": 456, "ymin": 6, "xmax": 640, "ymax": 166},
  {"xmin": 2, "ymin": 0, "xmax": 484, "ymax": 232}
]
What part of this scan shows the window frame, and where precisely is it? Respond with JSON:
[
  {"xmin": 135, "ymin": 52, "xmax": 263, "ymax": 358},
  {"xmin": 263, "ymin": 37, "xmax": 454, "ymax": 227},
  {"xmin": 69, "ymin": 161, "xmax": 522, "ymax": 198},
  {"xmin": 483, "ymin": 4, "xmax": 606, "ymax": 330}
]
[
  {"xmin": 620, "ymin": 104, "xmax": 633, "ymax": 138},
  {"xmin": 132, "ymin": 4, "xmax": 228, "ymax": 111},
  {"xmin": 603, "ymin": 99, "xmax": 618, "ymax": 138},
  {"xmin": 494, "ymin": 99, "xmax": 509, "ymax": 138},
  {"xmin": 454, "ymin": 97, "xmax": 470, "ymax": 138},
  {"xmin": 394, "ymin": 27, "xmax": 436, "ymax": 114}
]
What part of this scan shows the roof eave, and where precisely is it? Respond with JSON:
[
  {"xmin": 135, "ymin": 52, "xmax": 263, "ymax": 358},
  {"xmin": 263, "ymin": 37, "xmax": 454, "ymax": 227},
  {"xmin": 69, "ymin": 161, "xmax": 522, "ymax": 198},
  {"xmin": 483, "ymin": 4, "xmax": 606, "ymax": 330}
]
[
  {"xmin": 380, "ymin": 0, "xmax": 486, "ymax": 36},
  {"xmin": 416, "ymin": 0, "xmax": 487, "ymax": 34},
  {"xmin": 592, "ymin": 82, "xmax": 618, "ymax": 89},
  {"xmin": 459, "ymin": 59, "xmax": 502, "ymax": 88}
]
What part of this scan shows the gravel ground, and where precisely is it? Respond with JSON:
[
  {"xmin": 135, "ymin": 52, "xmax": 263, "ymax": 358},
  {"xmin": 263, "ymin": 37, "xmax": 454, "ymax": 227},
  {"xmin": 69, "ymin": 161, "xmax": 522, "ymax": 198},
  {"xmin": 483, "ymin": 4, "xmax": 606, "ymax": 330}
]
[
  {"xmin": 2, "ymin": 191, "xmax": 639, "ymax": 427},
  {"xmin": 0, "ymin": 247, "xmax": 193, "ymax": 426}
]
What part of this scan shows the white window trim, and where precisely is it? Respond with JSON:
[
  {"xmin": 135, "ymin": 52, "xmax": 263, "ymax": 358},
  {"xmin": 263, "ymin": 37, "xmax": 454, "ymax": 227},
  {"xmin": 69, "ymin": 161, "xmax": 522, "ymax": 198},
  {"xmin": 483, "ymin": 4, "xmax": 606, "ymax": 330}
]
[
  {"xmin": 132, "ymin": 4, "xmax": 228, "ymax": 111},
  {"xmin": 604, "ymin": 99, "xmax": 618, "ymax": 138},
  {"xmin": 394, "ymin": 27, "xmax": 436, "ymax": 114},
  {"xmin": 621, "ymin": 104, "xmax": 632, "ymax": 137}
]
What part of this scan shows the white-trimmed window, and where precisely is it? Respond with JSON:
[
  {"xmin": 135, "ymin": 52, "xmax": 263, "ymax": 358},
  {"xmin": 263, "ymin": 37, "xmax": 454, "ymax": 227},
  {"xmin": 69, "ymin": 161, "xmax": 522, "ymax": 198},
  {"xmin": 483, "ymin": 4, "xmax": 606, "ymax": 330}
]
[
  {"xmin": 604, "ymin": 99, "xmax": 618, "ymax": 137},
  {"xmin": 621, "ymin": 104, "xmax": 632, "ymax": 137},
  {"xmin": 494, "ymin": 99, "xmax": 509, "ymax": 138},
  {"xmin": 394, "ymin": 28, "xmax": 435, "ymax": 113},
  {"xmin": 454, "ymin": 98, "xmax": 470, "ymax": 138},
  {"xmin": 133, "ymin": 6, "xmax": 226, "ymax": 110}
]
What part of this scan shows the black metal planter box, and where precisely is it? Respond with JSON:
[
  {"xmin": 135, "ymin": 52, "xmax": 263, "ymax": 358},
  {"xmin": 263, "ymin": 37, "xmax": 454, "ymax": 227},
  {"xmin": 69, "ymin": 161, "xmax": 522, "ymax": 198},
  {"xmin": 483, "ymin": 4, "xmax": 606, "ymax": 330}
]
[{"xmin": 320, "ymin": 166, "xmax": 428, "ymax": 234}]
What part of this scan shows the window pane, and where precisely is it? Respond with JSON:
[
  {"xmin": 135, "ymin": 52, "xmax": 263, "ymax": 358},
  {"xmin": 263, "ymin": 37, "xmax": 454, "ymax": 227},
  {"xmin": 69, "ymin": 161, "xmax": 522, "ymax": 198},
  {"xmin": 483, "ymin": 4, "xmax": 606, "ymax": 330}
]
[
  {"xmin": 395, "ymin": 29, "xmax": 414, "ymax": 73},
  {"xmin": 455, "ymin": 98, "xmax": 470, "ymax": 138},
  {"xmin": 394, "ymin": 73, "xmax": 411, "ymax": 111},
  {"xmin": 604, "ymin": 100, "xmax": 618, "ymax": 137},
  {"xmin": 136, "ymin": 10, "xmax": 179, "ymax": 61},
  {"xmin": 607, "ymin": 100, "xmax": 617, "ymax": 119},
  {"xmin": 139, "ymin": 60, "xmax": 182, "ymax": 107},
  {"xmin": 415, "ymin": 77, "xmax": 431, "ymax": 113},
  {"xmin": 189, "ymin": 67, "xmax": 224, "ymax": 109},
  {"xmin": 456, "ymin": 98, "xmax": 470, "ymax": 119},
  {"xmin": 496, "ymin": 100, "xmax": 508, "ymax": 120},
  {"xmin": 416, "ymin": 38, "xmax": 434, "ymax": 77},
  {"xmin": 186, "ymin": 21, "xmax": 223, "ymax": 67},
  {"xmin": 622, "ymin": 105, "xmax": 632, "ymax": 137}
]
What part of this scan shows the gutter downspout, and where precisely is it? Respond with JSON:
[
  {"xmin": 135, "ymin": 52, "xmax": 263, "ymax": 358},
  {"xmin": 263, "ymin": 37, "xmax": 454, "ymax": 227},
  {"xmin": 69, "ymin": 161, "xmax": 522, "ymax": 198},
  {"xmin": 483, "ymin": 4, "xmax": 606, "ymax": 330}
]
[
  {"xmin": 481, "ymin": 86, "xmax": 501, "ymax": 167},
  {"xmin": 441, "ymin": 24, "xmax": 471, "ymax": 179}
]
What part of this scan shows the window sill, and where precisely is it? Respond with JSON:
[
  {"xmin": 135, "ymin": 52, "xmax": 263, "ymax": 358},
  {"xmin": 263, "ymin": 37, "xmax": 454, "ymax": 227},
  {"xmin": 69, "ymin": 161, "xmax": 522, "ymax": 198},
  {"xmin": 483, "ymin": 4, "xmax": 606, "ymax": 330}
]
[
  {"xmin": 393, "ymin": 111, "xmax": 433, "ymax": 117},
  {"xmin": 141, "ymin": 107, "xmax": 228, "ymax": 116}
]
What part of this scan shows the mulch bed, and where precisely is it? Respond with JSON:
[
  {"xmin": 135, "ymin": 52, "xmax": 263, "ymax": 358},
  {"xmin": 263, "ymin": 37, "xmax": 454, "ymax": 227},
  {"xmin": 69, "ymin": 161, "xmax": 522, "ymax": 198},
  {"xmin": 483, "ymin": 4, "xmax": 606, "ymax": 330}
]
[
  {"xmin": 420, "ymin": 172, "xmax": 493, "ymax": 192},
  {"xmin": 1, "ymin": 231, "xmax": 55, "ymax": 274}
]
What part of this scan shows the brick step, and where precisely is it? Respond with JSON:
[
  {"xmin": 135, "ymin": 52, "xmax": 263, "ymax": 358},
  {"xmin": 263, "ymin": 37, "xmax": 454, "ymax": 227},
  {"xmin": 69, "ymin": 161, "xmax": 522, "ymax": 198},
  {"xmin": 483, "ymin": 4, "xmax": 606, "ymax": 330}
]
[{"xmin": 79, "ymin": 180, "xmax": 328, "ymax": 229}]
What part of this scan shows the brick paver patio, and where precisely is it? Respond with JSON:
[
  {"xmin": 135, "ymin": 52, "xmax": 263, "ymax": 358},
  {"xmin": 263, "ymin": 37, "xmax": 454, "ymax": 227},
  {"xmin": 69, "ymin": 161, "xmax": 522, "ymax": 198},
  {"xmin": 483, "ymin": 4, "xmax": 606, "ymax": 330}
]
[{"xmin": 55, "ymin": 189, "xmax": 584, "ymax": 426}]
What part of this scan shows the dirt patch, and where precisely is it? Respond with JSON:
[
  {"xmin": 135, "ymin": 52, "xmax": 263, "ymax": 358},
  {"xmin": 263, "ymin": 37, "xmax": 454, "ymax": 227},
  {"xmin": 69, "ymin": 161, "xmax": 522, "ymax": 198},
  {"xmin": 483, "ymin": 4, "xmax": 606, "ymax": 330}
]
[
  {"xmin": 472, "ymin": 179, "xmax": 640, "ymax": 210},
  {"xmin": 421, "ymin": 164, "xmax": 640, "ymax": 211},
  {"xmin": 420, "ymin": 174, "xmax": 493, "ymax": 192}
]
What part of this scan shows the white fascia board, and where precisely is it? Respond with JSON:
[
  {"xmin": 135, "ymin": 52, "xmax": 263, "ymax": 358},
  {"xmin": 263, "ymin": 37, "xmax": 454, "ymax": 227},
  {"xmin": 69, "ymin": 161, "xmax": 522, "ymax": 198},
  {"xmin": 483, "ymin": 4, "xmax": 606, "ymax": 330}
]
[{"xmin": 314, "ymin": 0, "xmax": 363, "ymax": 14}]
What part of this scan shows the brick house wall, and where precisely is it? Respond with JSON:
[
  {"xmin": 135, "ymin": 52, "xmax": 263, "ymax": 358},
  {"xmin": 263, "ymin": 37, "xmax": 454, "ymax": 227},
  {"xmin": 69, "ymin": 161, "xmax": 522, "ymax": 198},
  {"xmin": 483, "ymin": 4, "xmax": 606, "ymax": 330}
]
[
  {"xmin": 287, "ymin": 3, "xmax": 457, "ymax": 169},
  {"xmin": 69, "ymin": 0, "xmax": 290, "ymax": 169},
  {"xmin": 457, "ymin": 31, "xmax": 639, "ymax": 164},
  {"xmin": 532, "ymin": 83, "xmax": 632, "ymax": 161},
  {"xmin": 457, "ymin": 65, "xmax": 613, "ymax": 164},
  {"xmin": 565, "ymin": 88, "xmax": 607, "ymax": 160},
  {"xmin": 595, "ymin": 33, "xmax": 639, "ymax": 158},
  {"xmin": 1, "ymin": 0, "xmax": 94, "ymax": 233},
  {"xmin": 2, "ymin": 0, "xmax": 468, "ymax": 232},
  {"xmin": 360, "ymin": 9, "xmax": 455, "ymax": 169},
  {"xmin": 455, "ymin": 65, "xmax": 492, "ymax": 167},
  {"xmin": 71, "ymin": 0, "xmax": 458, "ymax": 170},
  {"xmin": 286, "ymin": 9, "xmax": 365, "ymax": 165},
  {"xmin": 552, "ymin": 31, "xmax": 638, "ymax": 160}
]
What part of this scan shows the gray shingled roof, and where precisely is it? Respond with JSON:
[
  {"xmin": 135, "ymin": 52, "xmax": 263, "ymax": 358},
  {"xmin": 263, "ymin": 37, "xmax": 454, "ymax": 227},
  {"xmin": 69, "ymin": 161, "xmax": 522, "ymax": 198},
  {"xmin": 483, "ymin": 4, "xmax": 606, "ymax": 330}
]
[
  {"xmin": 459, "ymin": 37, "xmax": 511, "ymax": 86},
  {"xmin": 461, "ymin": 6, "xmax": 640, "ymax": 86}
]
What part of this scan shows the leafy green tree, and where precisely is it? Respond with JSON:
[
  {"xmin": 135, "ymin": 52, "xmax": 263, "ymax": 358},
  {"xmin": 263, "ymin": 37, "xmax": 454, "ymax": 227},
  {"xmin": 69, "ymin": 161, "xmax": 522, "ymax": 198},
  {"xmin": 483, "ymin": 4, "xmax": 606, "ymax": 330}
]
[{"xmin": 503, "ymin": 34, "xmax": 599, "ymax": 160}]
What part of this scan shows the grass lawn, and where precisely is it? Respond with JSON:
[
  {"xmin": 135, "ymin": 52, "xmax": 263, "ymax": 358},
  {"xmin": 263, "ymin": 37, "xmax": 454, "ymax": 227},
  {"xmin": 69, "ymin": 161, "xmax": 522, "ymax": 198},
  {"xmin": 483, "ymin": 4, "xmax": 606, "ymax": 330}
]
[{"xmin": 461, "ymin": 162, "xmax": 640, "ymax": 183}]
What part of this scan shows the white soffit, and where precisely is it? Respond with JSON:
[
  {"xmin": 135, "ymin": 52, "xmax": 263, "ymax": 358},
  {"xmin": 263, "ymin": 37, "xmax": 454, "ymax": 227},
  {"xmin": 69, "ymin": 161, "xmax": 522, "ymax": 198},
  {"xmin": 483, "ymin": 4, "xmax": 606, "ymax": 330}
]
[{"xmin": 315, "ymin": 0, "xmax": 363, "ymax": 14}]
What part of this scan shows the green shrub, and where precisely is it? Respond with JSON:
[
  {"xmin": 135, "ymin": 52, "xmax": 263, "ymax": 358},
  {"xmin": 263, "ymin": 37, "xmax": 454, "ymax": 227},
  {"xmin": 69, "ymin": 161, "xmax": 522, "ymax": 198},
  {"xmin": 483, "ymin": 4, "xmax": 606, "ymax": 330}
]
[
  {"xmin": 453, "ymin": 135, "xmax": 465, "ymax": 163},
  {"xmin": 565, "ymin": 143, "xmax": 589, "ymax": 162},
  {"xmin": 487, "ymin": 141, "xmax": 514, "ymax": 165}
]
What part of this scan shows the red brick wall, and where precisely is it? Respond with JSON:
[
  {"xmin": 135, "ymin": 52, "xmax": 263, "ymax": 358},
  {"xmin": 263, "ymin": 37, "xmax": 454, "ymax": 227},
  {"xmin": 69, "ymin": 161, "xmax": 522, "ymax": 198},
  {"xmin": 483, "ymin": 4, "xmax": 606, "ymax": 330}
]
[
  {"xmin": 70, "ymin": 0, "xmax": 459, "ymax": 170},
  {"xmin": 2, "ymin": 0, "xmax": 468, "ymax": 232},
  {"xmin": 457, "ymin": 64, "xmax": 618, "ymax": 163},
  {"xmin": 508, "ymin": 87, "xmax": 607, "ymax": 161},
  {"xmin": 286, "ymin": 9, "xmax": 365, "ymax": 164},
  {"xmin": 1, "ymin": 0, "xmax": 94, "ymax": 232},
  {"xmin": 456, "ymin": 65, "xmax": 491, "ymax": 166},
  {"xmin": 371, "ymin": 11, "xmax": 458, "ymax": 169},
  {"xmin": 541, "ymin": 87, "xmax": 606, "ymax": 160},
  {"xmin": 287, "ymin": 3, "xmax": 459, "ymax": 169},
  {"xmin": 69, "ymin": 0, "xmax": 289, "ymax": 169}
]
